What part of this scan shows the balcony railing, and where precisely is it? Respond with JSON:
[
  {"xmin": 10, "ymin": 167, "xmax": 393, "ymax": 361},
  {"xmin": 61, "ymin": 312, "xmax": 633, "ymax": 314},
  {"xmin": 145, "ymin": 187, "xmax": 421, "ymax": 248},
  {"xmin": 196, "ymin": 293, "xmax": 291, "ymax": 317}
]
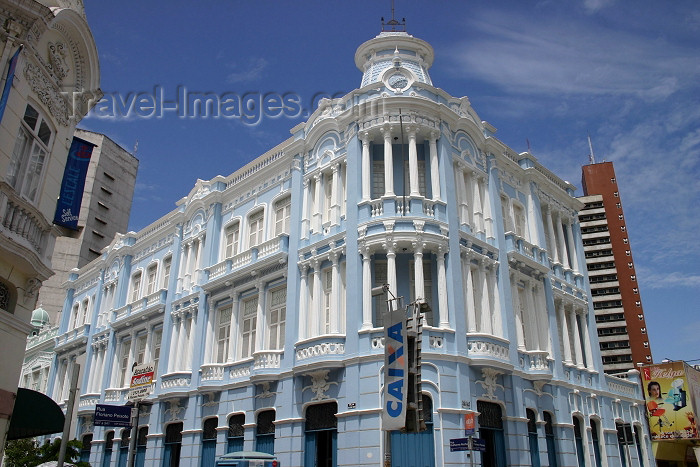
[{"xmin": 0, "ymin": 182, "xmax": 50, "ymax": 257}]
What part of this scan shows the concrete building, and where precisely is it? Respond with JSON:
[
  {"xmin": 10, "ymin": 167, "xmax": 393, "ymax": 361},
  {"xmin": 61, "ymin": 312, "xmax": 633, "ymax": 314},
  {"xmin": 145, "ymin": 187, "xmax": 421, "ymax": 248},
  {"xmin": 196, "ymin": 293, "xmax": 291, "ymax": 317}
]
[
  {"xmin": 578, "ymin": 161, "xmax": 652, "ymax": 375},
  {"xmin": 0, "ymin": 0, "xmax": 100, "ymax": 454},
  {"xmin": 49, "ymin": 27, "xmax": 652, "ymax": 467}
]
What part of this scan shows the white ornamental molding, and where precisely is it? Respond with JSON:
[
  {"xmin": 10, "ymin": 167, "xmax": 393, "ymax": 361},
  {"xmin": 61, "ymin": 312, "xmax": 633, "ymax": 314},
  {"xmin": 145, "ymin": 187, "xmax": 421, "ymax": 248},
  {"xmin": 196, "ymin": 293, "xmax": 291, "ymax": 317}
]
[
  {"xmin": 255, "ymin": 382, "xmax": 278, "ymax": 399},
  {"xmin": 524, "ymin": 380, "xmax": 554, "ymax": 399},
  {"xmin": 165, "ymin": 399, "xmax": 185, "ymax": 422},
  {"xmin": 302, "ymin": 370, "xmax": 338, "ymax": 402},
  {"xmin": 47, "ymin": 41, "xmax": 69, "ymax": 82},
  {"xmin": 476, "ymin": 368, "xmax": 504, "ymax": 400},
  {"xmin": 201, "ymin": 391, "xmax": 218, "ymax": 407},
  {"xmin": 23, "ymin": 62, "xmax": 70, "ymax": 126}
]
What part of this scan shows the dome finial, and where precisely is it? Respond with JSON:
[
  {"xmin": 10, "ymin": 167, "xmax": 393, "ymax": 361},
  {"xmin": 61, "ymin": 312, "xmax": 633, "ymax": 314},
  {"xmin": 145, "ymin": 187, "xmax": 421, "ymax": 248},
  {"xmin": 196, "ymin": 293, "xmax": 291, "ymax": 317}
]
[{"xmin": 381, "ymin": 0, "xmax": 406, "ymax": 32}]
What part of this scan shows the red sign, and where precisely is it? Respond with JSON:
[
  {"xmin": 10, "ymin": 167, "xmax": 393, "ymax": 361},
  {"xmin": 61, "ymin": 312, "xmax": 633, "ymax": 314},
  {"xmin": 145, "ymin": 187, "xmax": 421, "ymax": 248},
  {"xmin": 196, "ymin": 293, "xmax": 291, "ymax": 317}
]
[{"xmin": 465, "ymin": 412, "xmax": 476, "ymax": 436}]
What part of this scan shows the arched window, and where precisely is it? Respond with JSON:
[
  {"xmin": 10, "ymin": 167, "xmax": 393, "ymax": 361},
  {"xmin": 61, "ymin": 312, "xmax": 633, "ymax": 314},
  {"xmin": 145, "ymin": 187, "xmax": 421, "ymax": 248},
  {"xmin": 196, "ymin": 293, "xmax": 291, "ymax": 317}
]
[
  {"xmin": 590, "ymin": 418, "xmax": 602, "ymax": 467},
  {"xmin": 478, "ymin": 401, "xmax": 506, "ymax": 467},
  {"xmin": 255, "ymin": 410, "xmax": 275, "ymax": 455},
  {"xmin": 80, "ymin": 433, "xmax": 92, "ymax": 464},
  {"xmin": 103, "ymin": 431, "xmax": 115, "ymax": 467},
  {"xmin": 304, "ymin": 402, "xmax": 338, "ymax": 467},
  {"xmin": 573, "ymin": 417, "xmax": 585, "ymax": 467},
  {"xmin": 118, "ymin": 428, "xmax": 130, "ymax": 467},
  {"xmin": 544, "ymin": 412, "xmax": 558, "ymax": 467},
  {"xmin": 527, "ymin": 409, "xmax": 540, "ymax": 467},
  {"xmin": 161, "ymin": 256, "xmax": 172, "ymax": 289},
  {"xmin": 135, "ymin": 426, "xmax": 148, "ymax": 467},
  {"xmin": 201, "ymin": 418, "xmax": 218, "ymax": 466},
  {"xmin": 223, "ymin": 221, "xmax": 240, "ymax": 259},
  {"xmin": 6, "ymin": 104, "xmax": 54, "ymax": 202},
  {"xmin": 130, "ymin": 271, "xmax": 142, "ymax": 303},
  {"xmin": 146, "ymin": 263, "xmax": 158, "ymax": 295},
  {"xmin": 274, "ymin": 197, "xmax": 291, "ymax": 235},
  {"xmin": 248, "ymin": 210, "xmax": 265, "ymax": 248},
  {"xmin": 227, "ymin": 414, "xmax": 245, "ymax": 453},
  {"xmin": 163, "ymin": 422, "xmax": 183, "ymax": 467},
  {"xmin": 0, "ymin": 280, "xmax": 13, "ymax": 313}
]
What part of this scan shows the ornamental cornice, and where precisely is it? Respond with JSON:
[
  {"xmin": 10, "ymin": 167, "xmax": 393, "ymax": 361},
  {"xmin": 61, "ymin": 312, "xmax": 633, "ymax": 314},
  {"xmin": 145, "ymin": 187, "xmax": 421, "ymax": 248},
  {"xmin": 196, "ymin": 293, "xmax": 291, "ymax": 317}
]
[
  {"xmin": 357, "ymin": 225, "xmax": 448, "ymax": 256},
  {"xmin": 23, "ymin": 61, "xmax": 70, "ymax": 126}
]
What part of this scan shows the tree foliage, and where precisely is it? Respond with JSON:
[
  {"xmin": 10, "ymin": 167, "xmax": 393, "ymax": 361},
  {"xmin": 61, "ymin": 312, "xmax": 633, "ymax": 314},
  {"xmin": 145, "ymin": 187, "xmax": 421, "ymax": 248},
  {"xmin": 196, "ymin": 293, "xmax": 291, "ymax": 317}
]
[{"xmin": 3, "ymin": 437, "xmax": 90, "ymax": 467}]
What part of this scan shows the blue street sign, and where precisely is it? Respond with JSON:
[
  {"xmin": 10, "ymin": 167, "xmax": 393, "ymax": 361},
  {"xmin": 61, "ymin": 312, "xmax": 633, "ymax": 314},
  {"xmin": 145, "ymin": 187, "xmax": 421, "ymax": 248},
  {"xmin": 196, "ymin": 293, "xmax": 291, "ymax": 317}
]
[
  {"xmin": 471, "ymin": 438, "xmax": 486, "ymax": 452},
  {"xmin": 449, "ymin": 438, "xmax": 470, "ymax": 452},
  {"xmin": 94, "ymin": 404, "xmax": 132, "ymax": 427}
]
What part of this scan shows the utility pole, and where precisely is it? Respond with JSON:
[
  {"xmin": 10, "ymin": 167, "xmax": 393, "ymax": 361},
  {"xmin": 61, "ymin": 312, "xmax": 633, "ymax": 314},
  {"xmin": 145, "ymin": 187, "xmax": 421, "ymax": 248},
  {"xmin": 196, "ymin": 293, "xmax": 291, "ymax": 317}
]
[{"xmin": 57, "ymin": 363, "xmax": 80, "ymax": 467}]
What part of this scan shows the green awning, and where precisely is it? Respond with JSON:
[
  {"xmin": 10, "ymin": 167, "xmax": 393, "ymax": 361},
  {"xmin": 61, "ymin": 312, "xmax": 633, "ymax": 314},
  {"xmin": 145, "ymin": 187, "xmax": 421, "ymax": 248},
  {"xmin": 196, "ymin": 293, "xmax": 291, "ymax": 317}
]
[{"xmin": 7, "ymin": 388, "xmax": 65, "ymax": 440}]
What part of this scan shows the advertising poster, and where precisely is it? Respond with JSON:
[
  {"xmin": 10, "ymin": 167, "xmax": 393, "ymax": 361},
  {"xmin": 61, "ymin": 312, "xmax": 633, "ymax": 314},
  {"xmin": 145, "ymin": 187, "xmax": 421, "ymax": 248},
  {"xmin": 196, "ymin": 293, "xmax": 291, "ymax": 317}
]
[{"xmin": 641, "ymin": 361, "xmax": 699, "ymax": 440}]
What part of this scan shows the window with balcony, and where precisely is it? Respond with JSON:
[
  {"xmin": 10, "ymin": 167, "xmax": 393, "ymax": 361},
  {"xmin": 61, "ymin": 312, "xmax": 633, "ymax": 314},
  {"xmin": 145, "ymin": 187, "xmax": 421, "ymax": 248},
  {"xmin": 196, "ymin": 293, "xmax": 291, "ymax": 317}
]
[
  {"xmin": 162, "ymin": 256, "xmax": 172, "ymax": 289},
  {"xmin": 240, "ymin": 296, "xmax": 257, "ymax": 359},
  {"xmin": 6, "ymin": 104, "xmax": 54, "ymax": 202},
  {"xmin": 118, "ymin": 339, "xmax": 130, "ymax": 387},
  {"xmin": 373, "ymin": 261, "xmax": 387, "ymax": 327},
  {"xmin": 216, "ymin": 306, "xmax": 232, "ymax": 363},
  {"xmin": 135, "ymin": 334, "xmax": 147, "ymax": 366},
  {"xmin": 224, "ymin": 222, "xmax": 240, "ymax": 259},
  {"xmin": 274, "ymin": 197, "xmax": 291, "ymax": 236},
  {"xmin": 146, "ymin": 264, "xmax": 158, "ymax": 296},
  {"xmin": 130, "ymin": 272, "xmax": 142, "ymax": 303},
  {"xmin": 409, "ymin": 260, "xmax": 434, "ymax": 327},
  {"xmin": 267, "ymin": 287, "xmax": 286, "ymax": 350},
  {"xmin": 152, "ymin": 329, "xmax": 162, "ymax": 375},
  {"xmin": 322, "ymin": 268, "xmax": 332, "ymax": 334},
  {"xmin": 372, "ymin": 160, "xmax": 385, "ymax": 199},
  {"xmin": 323, "ymin": 172, "xmax": 333, "ymax": 225},
  {"xmin": 248, "ymin": 211, "xmax": 264, "ymax": 248}
]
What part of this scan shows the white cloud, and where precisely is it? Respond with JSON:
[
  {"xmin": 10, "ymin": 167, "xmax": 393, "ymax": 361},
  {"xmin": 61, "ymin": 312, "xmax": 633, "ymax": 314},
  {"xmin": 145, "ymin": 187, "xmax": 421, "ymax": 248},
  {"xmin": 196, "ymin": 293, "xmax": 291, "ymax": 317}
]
[{"xmin": 226, "ymin": 57, "xmax": 268, "ymax": 84}]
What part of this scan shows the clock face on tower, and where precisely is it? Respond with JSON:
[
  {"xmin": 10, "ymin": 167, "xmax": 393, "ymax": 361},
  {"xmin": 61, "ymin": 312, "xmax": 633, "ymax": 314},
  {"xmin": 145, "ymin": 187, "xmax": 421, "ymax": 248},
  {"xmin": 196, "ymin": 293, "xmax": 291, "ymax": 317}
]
[{"xmin": 388, "ymin": 72, "xmax": 409, "ymax": 91}]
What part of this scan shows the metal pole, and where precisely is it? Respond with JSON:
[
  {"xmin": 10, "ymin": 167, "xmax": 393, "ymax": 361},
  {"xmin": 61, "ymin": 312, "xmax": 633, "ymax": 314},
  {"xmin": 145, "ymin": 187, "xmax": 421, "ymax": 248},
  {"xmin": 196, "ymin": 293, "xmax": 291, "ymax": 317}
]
[
  {"xmin": 57, "ymin": 363, "xmax": 80, "ymax": 467},
  {"xmin": 127, "ymin": 401, "xmax": 140, "ymax": 467}
]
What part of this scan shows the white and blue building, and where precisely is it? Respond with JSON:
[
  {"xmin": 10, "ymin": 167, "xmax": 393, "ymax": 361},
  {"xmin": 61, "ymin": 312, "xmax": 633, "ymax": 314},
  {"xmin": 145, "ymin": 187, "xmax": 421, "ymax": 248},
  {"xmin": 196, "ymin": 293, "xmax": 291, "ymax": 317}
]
[{"xmin": 48, "ymin": 28, "xmax": 653, "ymax": 467}]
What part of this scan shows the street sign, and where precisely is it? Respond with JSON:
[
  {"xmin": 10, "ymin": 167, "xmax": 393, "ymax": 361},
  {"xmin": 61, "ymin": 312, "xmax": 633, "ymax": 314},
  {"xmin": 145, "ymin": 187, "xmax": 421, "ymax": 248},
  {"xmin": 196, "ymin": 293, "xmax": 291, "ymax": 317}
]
[
  {"xmin": 471, "ymin": 438, "xmax": 486, "ymax": 452},
  {"xmin": 127, "ymin": 362, "xmax": 155, "ymax": 402},
  {"xmin": 94, "ymin": 404, "xmax": 132, "ymax": 427},
  {"xmin": 464, "ymin": 412, "xmax": 476, "ymax": 436},
  {"xmin": 450, "ymin": 438, "xmax": 470, "ymax": 452}
]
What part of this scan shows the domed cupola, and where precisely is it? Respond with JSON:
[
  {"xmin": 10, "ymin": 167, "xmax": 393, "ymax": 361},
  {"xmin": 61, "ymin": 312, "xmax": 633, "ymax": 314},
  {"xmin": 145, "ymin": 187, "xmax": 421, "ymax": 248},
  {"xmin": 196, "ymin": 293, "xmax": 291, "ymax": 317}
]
[
  {"xmin": 355, "ymin": 24, "xmax": 434, "ymax": 92},
  {"xmin": 31, "ymin": 306, "xmax": 51, "ymax": 328}
]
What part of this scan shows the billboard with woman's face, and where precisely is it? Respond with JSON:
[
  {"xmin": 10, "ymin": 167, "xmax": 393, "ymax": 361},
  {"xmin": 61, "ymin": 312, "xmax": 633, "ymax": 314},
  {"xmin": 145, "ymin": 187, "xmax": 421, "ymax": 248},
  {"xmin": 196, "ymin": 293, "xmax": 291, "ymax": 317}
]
[{"xmin": 641, "ymin": 362, "xmax": 700, "ymax": 440}]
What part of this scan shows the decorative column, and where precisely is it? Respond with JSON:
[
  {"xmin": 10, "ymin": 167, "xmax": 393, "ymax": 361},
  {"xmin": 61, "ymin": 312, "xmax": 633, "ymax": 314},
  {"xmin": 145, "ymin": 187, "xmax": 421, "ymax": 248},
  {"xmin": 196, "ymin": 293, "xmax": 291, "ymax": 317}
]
[
  {"xmin": 386, "ymin": 244, "xmax": 397, "ymax": 299},
  {"xmin": 473, "ymin": 177, "xmax": 484, "ymax": 235},
  {"xmin": 555, "ymin": 212, "xmax": 570, "ymax": 269},
  {"xmin": 381, "ymin": 126, "xmax": 395, "ymax": 197},
  {"xmin": 204, "ymin": 304, "xmax": 215, "ymax": 363},
  {"xmin": 298, "ymin": 264, "xmax": 309, "ymax": 339},
  {"xmin": 534, "ymin": 284, "xmax": 550, "ymax": 352},
  {"xmin": 168, "ymin": 316, "xmax": 180, "ymax": 371},
  {"xmin": 545, "ymin": 206, "xmax": 558, "ymax": 263},
  {"xmin": 227, "ymin": 293, "xmax": 239, "ymax": 362},
  {"xmin": 330, "ymin": 252, "xmax": 340, "ymax": 334},
  {"xmin": 571, "ymin": 307, "xmax": 584, "ymax": 368},
  {"xmin": 301, "ymin": 178, "xmax": 310, "ymax": 239},
  {"xmin": 437, "ymin": 247, "xmax": 449, "ymax": 328},
  {"xmin": 524, "ymin": 281, "xmax": 539, "ymax": 350},
  {"xmin": 564, "ymin": 219, "xmax": 579, "ymax": 273},
  {"xmin": 361, "ymin": 249, "xmax": 373, "ymax": 329},
  {"xmin": 557, "ymin": 300, "xmax": 573, "ymax": 365},
  {"xmin": 407, "ymin": 128, "xmax": 420, "ymax": 197},
  {"xmin": 313, "ymin": 174, "xmax": 322, "ymax": 233},
  {"xmin": 483, "ymin": 176, "xmax": 494, "ymax": 240},
  {"xmin": 429, "ymin": 132, "xmax": 441, "ymax": 201},
  {"xmin": 511, "ymin": 275, "xmax": 526, "ymax": 350},
  {"xmin": 413, "ymin": 247, "xmax": 425, "ymax": 303},
  {"xmin": 455, "ymin": 164, "xmax": 468, "ymax": 226},
  {"xmin": 330, "ymin": 163, "xmax": 340, "ymax": 226},
  {"xmin": 313, "ymin": 260, "xmax": 322, "ymax": 337},
  {"xmin": 464, "ymin": 256, "xmax": 477, "ymax": 333},
  {"xmin": 194, "ymin": 235, "xmax": 205, "ymax": 286},
  {"xmin": 186, "ymin": 310, "xmax": 198, "ymax": 370},
  {"xmin": 479, "ymin": 261, "xmax": 492, "ymax": 334},
  {"xmin": 527, "ymin": 190, "xmax": 542, "ymax": 247},
  {"xmin": 464, "ymin": 170, "xmax": 474, "ymax": 228},
  {"xmin": 360, "ymin": 132, "xmax": 371, "ymax": 201},
  {"xmin": 255, "ymin": 281, "xmax": 265, "ymax": 351},
  {"xmin": 579, "ymin": 311, "xmax": 594, "ymax": 370}
]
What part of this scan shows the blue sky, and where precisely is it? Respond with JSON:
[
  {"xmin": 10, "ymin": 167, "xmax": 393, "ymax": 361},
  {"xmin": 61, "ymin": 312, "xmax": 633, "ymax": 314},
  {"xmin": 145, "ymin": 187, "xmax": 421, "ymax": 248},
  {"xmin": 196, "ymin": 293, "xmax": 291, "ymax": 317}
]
[{"xmin": 79, "ymin": 1, "xmax": 700, "ymax": 363}]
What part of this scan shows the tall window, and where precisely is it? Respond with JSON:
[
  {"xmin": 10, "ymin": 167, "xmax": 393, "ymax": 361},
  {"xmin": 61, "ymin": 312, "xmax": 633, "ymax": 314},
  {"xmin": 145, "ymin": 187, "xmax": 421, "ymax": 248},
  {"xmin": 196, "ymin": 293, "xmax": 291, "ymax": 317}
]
[
  {"xmin": 240, "ymin": 297, "xmax": 257, "ymax": 359},
  {"xmin": 478, "ymin": 401, "xmax": 506, "ymax": 467},
  {"xmin": 6, "ymin": 104, "xmax": 53, "ymax": 202},
  {"xmin": 372, "ymin": 160, "xmax": 385, "ymax": 199},
  {"xmin": 274, "ymin": 197, "xmax": 291, "ymax": 235},
  {"xmin": 201, "ymin": 418, "xmax": 218, "ymax": 466},
  {"xmin": 544, "ymin": 412, "xmax": 558, "ymax": 467},
  {"xmin": 267, "ymin": 287, "xmax": 286, "ymax": 350},
  {"xmin": 135, "ymin": 426, "xmax": 148, "ymax": 467},
  {"xmin": 513, "ymin": 203, "xmax": 527, "ymax": 239},
  {"xmin": 248, "ymin": 211, "xmax": 264, "ymax": 248},
  {"xmin": 103, "ymin": 431, "xmax": 114, "ymax": 467},
  {"xmin": 373, "ymin": 261, "xmax": 387, "ymax": 327},
  {"xmin": 135, "ymin": 334, "xmax": 147, "ymax": 366},
  {"xmin": 152, "ymin": 329, "xmax": 162, "ymax": 375},
  {"xmin": 591, "ymin": 418, "xmax": 602, "ymax": 467},
  {"xmin": 323, "ymin": 172, "xmax": 333, "ymax": 224},
  {"xmin": 81, "ymin": 299, "xmax": 90, "ymax": 325},
  {"xmin": 216, "ymin": 306, "xmax": 232, "ymax": 363},
  {"xmin": 256, "ymin": 410, "xmax": 275, "ymax": 455},
  {"xmin": 146, "ymin": 264, "xmax": 158, "ymax": 295},
  {"xmin": 224, "ymin": 222, "xmax": 240, "ymax": 258},
  {"xmin": 162, "ymin": 256, "xmax": 172, "ymax": 289},
  {"xmin": 118, "ymin": 429, "xmax": 130, "ymax": 467},
  {"xmin": 573, "ymin": 417, "xmax": 585, "ymax": 467},
  {"xmin": 527, "ymin": 409, "xmax": 540, "ymax": 467},
  {"xmin": 80, "ymin": 433, "xmax": 92, "ymax": 464},
  {"xmin": 118, "ymin": 340, "xmax": 130, "ymax": 387},
  {"xmin": 304, "ymin": 402, "xmax": 338, "ymax": 467},
  {"xmin": 130, "ymin": 272, "xmax": 142, "ymax": 303},
  {"xmin": 322, "ymin": 268, "xmax": 332, "ymax": 334},
  {"xmin": 404, "ymin": 160, "xmax": 426, "ymax": 196},
  {"xmin": 228, "ymin": 414, "xmax": 245, "ymax": 453},
  {"xmin": 163, "ymin": 423, "xmax": 183, "ymax": 467}
]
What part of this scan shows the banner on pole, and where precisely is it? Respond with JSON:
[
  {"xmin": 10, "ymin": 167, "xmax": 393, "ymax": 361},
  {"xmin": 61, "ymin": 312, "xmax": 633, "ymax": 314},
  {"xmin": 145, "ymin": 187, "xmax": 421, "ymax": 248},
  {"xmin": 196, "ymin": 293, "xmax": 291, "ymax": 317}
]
[
  {"xmin": 53, "ymin": 137, "xmax": 96, "ymax": 229},
  {"xmin": 382, "ymin": 304, "xmax": 407, "ymax": 431}
]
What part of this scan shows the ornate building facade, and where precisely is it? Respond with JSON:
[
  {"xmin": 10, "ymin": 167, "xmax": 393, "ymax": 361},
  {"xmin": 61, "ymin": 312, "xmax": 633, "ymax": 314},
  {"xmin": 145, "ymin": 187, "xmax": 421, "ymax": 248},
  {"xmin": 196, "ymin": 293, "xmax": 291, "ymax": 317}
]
[
  {"xmin": 49, "ymin": 29, "xmax": 652, "ymax": 467},
  {"xmin": 0, "ymin": 0, "xmax": 100, "ymax": 454}
]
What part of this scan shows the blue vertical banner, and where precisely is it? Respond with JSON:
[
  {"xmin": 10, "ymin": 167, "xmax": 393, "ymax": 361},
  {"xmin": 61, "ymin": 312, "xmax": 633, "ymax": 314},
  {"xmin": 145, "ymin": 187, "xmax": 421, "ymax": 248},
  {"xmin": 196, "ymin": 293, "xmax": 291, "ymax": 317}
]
[
  {"xmin": 53, "ymin": 137, "xmax": 96, "ymax": 229},
  {"xmin": 382, "ymin": 305, "xmax": 408, "ymax": 431},
  {"xmin": 0, "ymin": 45, "xmax": 23, "ymax": 124}
]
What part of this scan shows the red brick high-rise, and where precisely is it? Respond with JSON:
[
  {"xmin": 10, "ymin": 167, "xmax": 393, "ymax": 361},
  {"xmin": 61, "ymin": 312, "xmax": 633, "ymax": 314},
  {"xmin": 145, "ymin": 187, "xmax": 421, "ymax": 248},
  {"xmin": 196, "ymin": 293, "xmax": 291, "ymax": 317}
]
[{"xmin": 578, "ymin": 161, "xmax": 652, "ymax": 374}]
